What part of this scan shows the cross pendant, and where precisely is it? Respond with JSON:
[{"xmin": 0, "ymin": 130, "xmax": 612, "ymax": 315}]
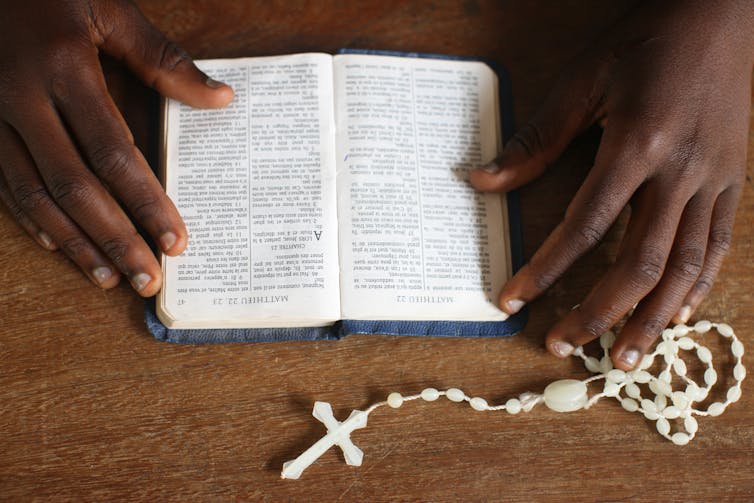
[{"xmin": 281, "ymin": 401, "xmax": 369, "ymax": 480}]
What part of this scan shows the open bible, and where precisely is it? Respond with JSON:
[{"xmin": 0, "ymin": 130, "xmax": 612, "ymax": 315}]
[{"xmin": 150, "ymin": 50, "xmax": 525, "ymax": 342}]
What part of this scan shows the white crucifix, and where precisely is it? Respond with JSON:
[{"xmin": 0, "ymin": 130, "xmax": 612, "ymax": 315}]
[{"xmin": 281, "ymin": 401, "xmax": 369, "ymax": 480}]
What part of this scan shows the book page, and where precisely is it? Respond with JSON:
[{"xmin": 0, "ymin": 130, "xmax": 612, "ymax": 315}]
[
  {"xmin": 159, "ymin": 53, "xmax": 340, "ymax": 328},
  {"xmin": 334, "ymin": 54, "xmax": 510, "ymax": 321}
]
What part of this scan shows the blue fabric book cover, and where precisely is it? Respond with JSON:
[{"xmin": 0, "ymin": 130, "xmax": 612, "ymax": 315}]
[{"xmin": 146, "ymin": 49, "xmax": 526, "ymax": 344}]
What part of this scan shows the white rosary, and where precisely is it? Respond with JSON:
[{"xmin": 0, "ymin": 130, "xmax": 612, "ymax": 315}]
[{"xmin": 281, "ymin": 321, "xmax": 745, "ymax": 480}]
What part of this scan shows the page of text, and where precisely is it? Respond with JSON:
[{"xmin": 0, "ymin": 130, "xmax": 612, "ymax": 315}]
[
  {"xmin": 160, "ymin": 53, "xmax": 340, "ymax": 328},
  {"xmin": 334, "ymin": 54, "xmax": 510, "ymax": 321}
]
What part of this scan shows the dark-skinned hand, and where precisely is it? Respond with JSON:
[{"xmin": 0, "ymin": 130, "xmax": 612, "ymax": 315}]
[
  {"xmin": 0, "ymin": 0, "xmax": 233, "ymax": 296},
  {"xmin": 471, "ymin": 0, "xmax": 753, "ymax": 370}
]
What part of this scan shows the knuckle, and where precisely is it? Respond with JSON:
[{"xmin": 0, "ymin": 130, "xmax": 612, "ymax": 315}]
[
  {"xmin": 13, "ymin": 184, "xmax": 53, "ymax": 214},
  {"xmin": 582, "ymin": 317, "xmax": 611, "ymax": 340},
  {"xmin": 156, "ymin": 40, "xmax": 191, "ymax": 73},
  {"xmin": 692, "ymin": 276, "xmax": 714, "ymax": 296},
  {"xmin": 668, "ymin": 247, "xmax": 704, "ymax": 280},
  {"xmin": 90, "ymin": 143, "xmax": 135, "ymax": 181},
  {"xmin": 510, "ymin": 123, "xmax": 545, "ymax": 159},
  {"xmin": 533, "ymin": 269, "xmax": 559, "ymax": 291},
  {"xmin": 129, "ymin": 195, "xmax": 161, "ymax": 222},
  {"xmin": 708, "ymin": 227, "xmax": 732, "ymax": 257},
  {"xmin": 60, "ymin": 235, "xmax": 90, "ymax": 260},
  {"xmin": 628, "ymin": 245, "xmax": 667, "ymax": 289},
  {"xmin": 640, "ymin": 316, "xmax": 666, "ymax": 341},
  {"xmin": 100, "ymin": 237, "xmax": 130, "ymax": 264},
  {"xmin": 50, "ymin": 177, "xmax": 94, "ymax": 209}
]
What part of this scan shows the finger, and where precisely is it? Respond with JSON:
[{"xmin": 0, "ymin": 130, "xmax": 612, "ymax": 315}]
[
  {"xmin": 611, "ymin": 192, "xmax": 713, "ymax": 369},
  {"xmin": 94, "ymin": 1, "xmax": 233, "ymax": 108},
  {"xmin": 52, "ymin": 53, "xmax": 187, "ymax": 256},
  {"xmin": 0, "ymin": 122, "xmax": 120, "ymax": 288},
  {"xmin": 495, "ymin": 130, "xmax": 642, "ymax": 316},
  {"xmin": 470, "ymin": 55, "xmax": 610, "ymax": 193},
  {"xmin": 674, "ymin": 185, "xmax": 741, "ymax": 322},
  {"xmin": 0, "ymin": 169, "xmax": 56, "ymax": 250},
  {"xmin": 8, "ymin": 100, "xmax": 160, "ymax": 296},
  {"xmin": 544, "ymin": 182, "xmax": 682, "ymax": 361}
]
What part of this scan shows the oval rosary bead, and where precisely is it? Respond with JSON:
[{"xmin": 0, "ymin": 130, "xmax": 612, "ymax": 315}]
[
  {"xmin": 716, "ymin": 323, "xmax": 734, "ymax": 338},
  {"xmin": 470, "ymin": 397, "xmax": 488, "ymax": 411},
  {"xmin": 625, "ymin": 382, "xmax": 641, "ymax": 399},
  {"xmin": 607, "ymin": 369, "xmax": 626, "ymax": 383},
  {"xmin": 421, "ymin": 388, "xmax": 440, "ymax": 401},
  {"xmin": 643, "ymin": 409, "xmax": 659, "ymax": 421},
  {"xmin": 631, "ymin": 370, "xmax": 652, "ymax": 384},
  {"xmin": 658, "ymin": 370, "xmax": 672, "ymax": 384},
  {"xmin": 733, "ymin": 363, "xmax": 746, "ymax": 381},
  {"xmin": 673, "ymin": 325, "xmax": 690, "ymax": 337},
  {"xmin": 671, "ymin": 432, "xmax": 691, "ymax": 446},
  {"xmin": 672, "ymin": 359, "xmax": 687, "ymax": 377},
  {"xmin": 663, "ymin": 352, "xmax": 676, "ymax": 365},
  {"xmin": 694, "ymin": 320, "xmax": 712, "ymax": 333},
  {"xmin": 600, "ymin": 356, "xmax": 613, "ymax": 374},
  {"xmin": 696, "ymin": 346, "xmax": 712, "ymax": 364},
  {"xmin": 655, "ymin": 417, "xmax": 670, "ymax": 436},
  {"xmin": 677, "ymin": 337, "xmax": 695, "ymax": 350},
  {"xmin": 662, "ymin": 406, "xmax": 681, "ymax": 419},
  {"xmin": 387, "ymin": 392, "xmax": 404, "ymax": 408},
  {"xmin": 661, "ymin": 328, "xmax": 674, "ymax": 340},
  {"xmin": 650, "ymin": 379, "xmax": 672, "ymax": 397},
  {"xmin": 641, "ymin": 399, "xmax": 656, "ymax": 412},
  {"xmin": 671, "ymin": 391, "xmax": 689, "ymax": 410},
  {"xmin": 727, "ymin": 386, "xmax": 742, "ymax": 403},
  {"xmin": 639, "ymin": 354, "xmax": 655, "ymax": 370},
  {"xmin": 704, "ymin": 368, "xmax": 717, "ymax": 386},
  {"xmin": 684, "ymin": 415, "xmax": 698, "ymax": 435},
  {"xmin": 505, "ymin": 398, "xmax": 521, "ymax": 415},
  {"xmin": 621, "ymin": 398, "xmax": 639, "ymax": 412},
  {"xmin": 603, "ymin": 381, "xmax": 620, "ymax": 397},
  {"xmin": 707, "ymin": 402, "xmax": 725, "ymax": 417},
  {"xmin": 544, "ymin": 380, "xmax": 588, "ymax": 412},
  {"xmin": 600, "ymin": 331, "xmax": 616, "ymax": 349},
  {"xmin": 446, "ymin": 388, "xmax": 465, "ymax": 402},
  {"xmin": 655, "ymin": 394, "xmax": 667, "ymax": 410},
  {"xmin": 731, "ymin": 340, "xmax": 744, "ymax": 358},
  {"xmin": 584, "ymin": 357, "xmax": 601, "ymax": 373}
]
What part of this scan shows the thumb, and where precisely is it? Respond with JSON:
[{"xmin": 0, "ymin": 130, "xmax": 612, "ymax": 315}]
[
  {"xmin": 470, "ymin": 59, "xmax": 608, "ymax": 193},
  {"xmin": 95, "ymin": 0, "xmax": 234, "ymax": 109}
]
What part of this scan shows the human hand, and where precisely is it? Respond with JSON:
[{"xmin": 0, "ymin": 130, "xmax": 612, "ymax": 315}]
[
  {"xmin": 0, "ymin": 0, "xmax": 233, "ymax": 296},
  {"xmin": 471, "ymin": 0, "xmax": 753, "ymax": 369}
]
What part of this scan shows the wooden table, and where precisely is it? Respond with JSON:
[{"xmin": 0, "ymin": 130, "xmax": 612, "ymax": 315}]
[{"xmin": 2, "ymin": 1, "xmax": 753, "ymax": 500}]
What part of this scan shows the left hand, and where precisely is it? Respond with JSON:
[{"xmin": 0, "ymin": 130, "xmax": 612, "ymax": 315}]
[{"xmin": 471, "ymin": 0, "xmax": 753, "ymax": 370}]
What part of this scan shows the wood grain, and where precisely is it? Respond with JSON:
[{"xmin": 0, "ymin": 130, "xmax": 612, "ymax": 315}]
[{"xmin": 1, "ymin": 1, "xmax": 753, "ymax": 501}]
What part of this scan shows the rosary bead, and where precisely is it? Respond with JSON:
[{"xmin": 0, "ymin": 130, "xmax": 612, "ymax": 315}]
[
  {"xmin": 650, "ymin": 379, "xmax": 672, "ymax": 397},
  {"xmin": 696, "ymin": 346, "xmax": 712, "ymax": 364},
  {"xmin": 694, "ymin": 387, "xmax": 708, "ymax": 402},
  {"xmin": 707, "ymin": 402, "xmax": 725, "ymax": 417},
  {"xmin": 731, "ymin": 340, "xmax": 744, "ymax": 358},
  {"xmin": 661, "ymin": 328, "xmax": 674, "ymax": 340},
  {"xmin": 656, "ymin": 341, "xmax": 669, "ymax": 354},
  {"xmin": 677, "ymin": 337, "xmax": 695, "ymax": 350},
  {"xmin": 727, "ymin": 386, "xmax": 742, "ymax": 403},
  {"xmin": 600, "ymin": 331, "xmax": 616, "ymax": 349},
  {"xmin": 662, "ymin": 406, "xmax": 681, "ymax": 419},
  {"xmin": 694, "ymin": 320, "xmax": 712, "ymax": 333},
  {"xmin": 607, "ymin": 369, "xmax": 626, "ymax": 383},
  {"xmin": 421, "ymin": 388, "xmax": 440, "ymax": 402},
  {"xmin": 600, "ymin": 356, "xmax": 613, "ymax": 374},
  {"xmin": 625, "ymin": 382, "xmax": 641, "ymax": 399},
  {"xmin": 671, "ymin": 391, "xmax": 689, "ymax": 410},
  {"xmin": 658, "ymin": 370, "xmax": 672, "ymax": 384},
  {"xmin": 733, "ymin": 363, "xmax": 746, "ymax": 381},
  {"xmin": 641, "ymin": 399, "xmax": 656, "ymax": 412},
  {"xmin": 639, "ymin": 354, "xmax": 655, "ymax": 370},
  {"xmin": 656, "ymin": 417, "xmax": 670, "ymax": 436},
  {"xmin": 544, "ymin": 380, "xmax": 588, "ymax": 412},
  {"xmin": 663, "ymin": 352, "xmax": 676, "ymax": 365},
  {"xmin": 446, "ymin": 388, "xmax": 465, "ymax": 402},
  {"xmin": 672, "ymin": 359, "xmax": 687, "ymax": 377},
  {"xmin": 655, "ymin": 394, "xmax": 667, "ymax": 410},
  {"xmin": 673, "ymin": 325, "xmax": 690, "ymax": 337},
  {"xmin": 470, "ymin": 397, "xmax": 488, "ymax": 411},
  {"xmin": 603, "ymin": 381, "xmax": 620, "ymax": 397},
  {"xmin": 684, "ymin": 416, "xmax": 698, "ymax": 435},
  {"xmin": 387, "ymin": 392, "xmax": 404, "ymax": 408},
  {"xmin": 643, "ymin": 409, "xmax": 659, "ymax": 421},
  {"xmin": 621, "ymin": 398, "xmax": 639, "ymax": 412},
  {"xmin": 704, "ymin": 368, "xmax": 717, "ymax": 387},
  {"xmin": 631, "ymin": 370, "xmax": 652, "ymax": 384},
  {"xmin": 584, "ymin": 357, "xmax": 601, "ymax": 373},
  {"xmin": 716, "ymin": 323, "xmax": 734, "ymax": 338},
  {"xmin": 505, "ymin": 398, "xmax": 522, "ymax": 414},
  {"xmin": 671, "ymin": 432, "xmax": 691, "ymax": 446}
]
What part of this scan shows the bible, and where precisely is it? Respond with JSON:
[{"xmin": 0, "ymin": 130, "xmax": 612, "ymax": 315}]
[{"xmin": 148, "ymin": 50, "xmax": 525, "ymax": 343}]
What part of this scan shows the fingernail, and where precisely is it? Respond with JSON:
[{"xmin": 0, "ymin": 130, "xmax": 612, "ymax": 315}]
[
  {"xmin": 550, "ymin": 340, "xmax": 574, "ymax": 357},
  {"xmin": 676, "ymin": 305, "xmax": 692, "ymax": 324},
  {"xmin": 160, "ymin": 231, "xmax": 177, "ymax": 252},
  {"xmin": 505, "ymin": 298, "xmax": 525, "ymax": 314},
  {"xmin": 618, "ymin": 349, "xmax": 640, "ymax": 369},
  {"xmin": 37, "ymin": 231, "xmax": 54, "ymax": 249},
  {"xmin": 131, "ymin": 272, "xmax": 152, "ymax": 292},
  {"xmin": 206, "ymin": 77, "xmax": 225, "ymax": 88},
  {"xmin": 482, "ymin": 161, "xmax": 500, "ymax": 173},
  {"xmin": 92, "ymin": 266, "xmax": 113, "ymax": 285}
]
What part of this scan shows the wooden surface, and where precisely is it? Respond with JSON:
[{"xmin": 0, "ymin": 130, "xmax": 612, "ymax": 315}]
[{"xmin": 1, "ymin": 1, "xmax": 753, "ymax": 500}]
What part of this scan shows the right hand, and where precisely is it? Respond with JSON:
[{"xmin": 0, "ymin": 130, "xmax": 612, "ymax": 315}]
[{"xmin": 0, "ymin": 0, "xmax": 233, "ymax": 296}]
